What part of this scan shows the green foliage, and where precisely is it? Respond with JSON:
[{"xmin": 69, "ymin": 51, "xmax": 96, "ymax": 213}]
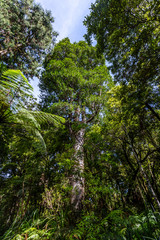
[
  {"xmin": 0, "ymin": 69, "xmax": 64, "ymax": 145},
  {"xmin": 84, "ymin": 0, "xmax": 160, "ymax": 122},
  {"xmin": 0, "ymin": 69, "xmax": 65, "ymax": 234},
  {"xmin": 0, "ymin": 0, "xmax": 57, "ymax": 77},
  {"xmin": 1, "ymin": 0, "xmax": 160, "ymax": 238},
  {"xmin": 40, "ymin": 38, "xmax": 112, "ymax": 211},
  {"xmin": 84, "ymin": 0, "xmax": 160, "ymax": 216},
  {"xmin": 40, "ymin": 38, "xmax": 112, "ymax": 119},
  {"xmin": 84, "ymin": 0, "xmax": 160, "ymax": 83},
  {"xmin": 0, "ymin": 69, "xmax": 33, "ymax": 112},
  {"xmin": 2, "ymin": 210, "xmax": 160, "ymax": 240}
]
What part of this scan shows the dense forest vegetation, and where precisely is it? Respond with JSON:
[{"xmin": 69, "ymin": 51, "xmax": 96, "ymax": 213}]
[{"xmin": 0, "ymin": 0, "xmax": 160, "ymax": 239}]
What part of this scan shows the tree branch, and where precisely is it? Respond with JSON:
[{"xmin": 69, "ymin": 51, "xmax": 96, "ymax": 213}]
[{"xmin": 145, "ymin": 102, "xmax": 160, "ymax": 121}]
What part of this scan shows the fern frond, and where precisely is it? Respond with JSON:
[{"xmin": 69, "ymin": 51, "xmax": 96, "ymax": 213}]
[
  {"xmin": 15, "ymin": 109, "xmax": 46, "ymax": 151},
  {"xmin": 0, "ymin": 70, "xmax": 33, "ymax": 111},
  {"xmin": 30, "ymin": 111, "xmax": 65, "ymax": 127},
  {"xmin": 16, "ymin": 109, "xmax": 41, "ymax": 130},
  {"xmin": 1, "ymin": 70, "xmax": 33, "ymax": 95},
  {"xmin": 0, "ymin": 69, "xmax": 64, "ymax": 152}
]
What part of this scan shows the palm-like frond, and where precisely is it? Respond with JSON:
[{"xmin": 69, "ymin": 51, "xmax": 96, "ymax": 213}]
[
  {"xmin": 0, "ymin": 70, "xmax": 33, "ymax": 111},
  {"xmin": 1, "ymin": 69, "xmax": 33, "ymax": 95},
  {"xmin": 30, "ymin": 111, "xmax": 65, "ymax": 127},
  {"xmin": 0, "ymin": 69, "xmax": 65, "ymax": 150},
  {"xmin": 15, "ymin": 109, "xmax": 65, "ymax": 151}
]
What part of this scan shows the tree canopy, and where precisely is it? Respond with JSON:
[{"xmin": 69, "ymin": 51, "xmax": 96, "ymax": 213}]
[
  {"xmin": 84, "ymin": 0, "xmax": 160, "ymax": 127},
  {"xmin": 0, "ymin": 0, "xmax": 57, "ymax": 78},
  {"xmin": 40, "ymin": 38, "xmax": 111, "ymax": 120},
  {"xmin": 84, "ymin": 0, "xmax": 160, "ymax": 84}
]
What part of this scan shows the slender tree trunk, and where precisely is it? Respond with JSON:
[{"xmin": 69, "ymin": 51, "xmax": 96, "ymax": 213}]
[
  {"xmin": 139, "ymin": 163, "xmax": 160, "ymax": 210},
  {"xmin": 71, "ymin": 128, "xmax": 85, "ymax": 211},
  {"xmin": 137, "ymin": 181, "xmax": 147, "ymax": 207},
  {"xmin": 129, "ymin": 139, "xmax": 160, "ymax": 210},
  {"xmin": 124, "ymin": 126, "xmax": 160, "ymax": 211}
]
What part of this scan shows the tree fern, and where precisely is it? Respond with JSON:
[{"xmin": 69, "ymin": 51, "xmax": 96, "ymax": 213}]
[{"xmin": 0, "ymin": 69, "xmax": 65, "ymax": 149}]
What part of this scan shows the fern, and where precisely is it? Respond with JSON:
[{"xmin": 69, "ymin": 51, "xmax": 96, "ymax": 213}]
[
  {"xmin": 0, "ymin": 69, "xmax": 65, "ymax": 150},
  {"xmin": 1, "ymin": 69, "xmax": 33, "ymax": 96},
  {"xmin": 30, "ymin": 111, "xmax": 65, "ymax": 127}
]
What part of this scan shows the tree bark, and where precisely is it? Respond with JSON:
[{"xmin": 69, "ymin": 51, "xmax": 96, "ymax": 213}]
[{"xmin": 71, "ymin": 128, "xmax": 85, "ymax": 211}]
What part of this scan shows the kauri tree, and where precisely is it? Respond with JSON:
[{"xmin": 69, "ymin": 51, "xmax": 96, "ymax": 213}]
[{"xmin": 40, "ymin": 38, "xmax": 112, "ymax": 211}]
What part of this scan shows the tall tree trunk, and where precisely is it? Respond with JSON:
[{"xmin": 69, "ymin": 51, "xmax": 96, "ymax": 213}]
[{"xmin": 71, "ymin": 128, "xmax": 85, "ymax": 211}]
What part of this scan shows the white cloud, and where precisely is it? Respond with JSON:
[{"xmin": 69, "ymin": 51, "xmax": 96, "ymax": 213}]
[
  {"xmin": 56, "ymin": 0, "xmax": 80, "ymax": 40},
  {"xmin": 35, "ymin": 0, "xmax": 95, "ymax": 41}
]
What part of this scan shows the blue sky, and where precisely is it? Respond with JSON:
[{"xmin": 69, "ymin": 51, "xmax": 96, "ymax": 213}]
[
  {"xmin": 31, "ymin": 0, "xmax": 95, "ymax": 98},
  {"xmin": 35, "ymin": 0, "xmax": 95, "ymax": 42}
]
